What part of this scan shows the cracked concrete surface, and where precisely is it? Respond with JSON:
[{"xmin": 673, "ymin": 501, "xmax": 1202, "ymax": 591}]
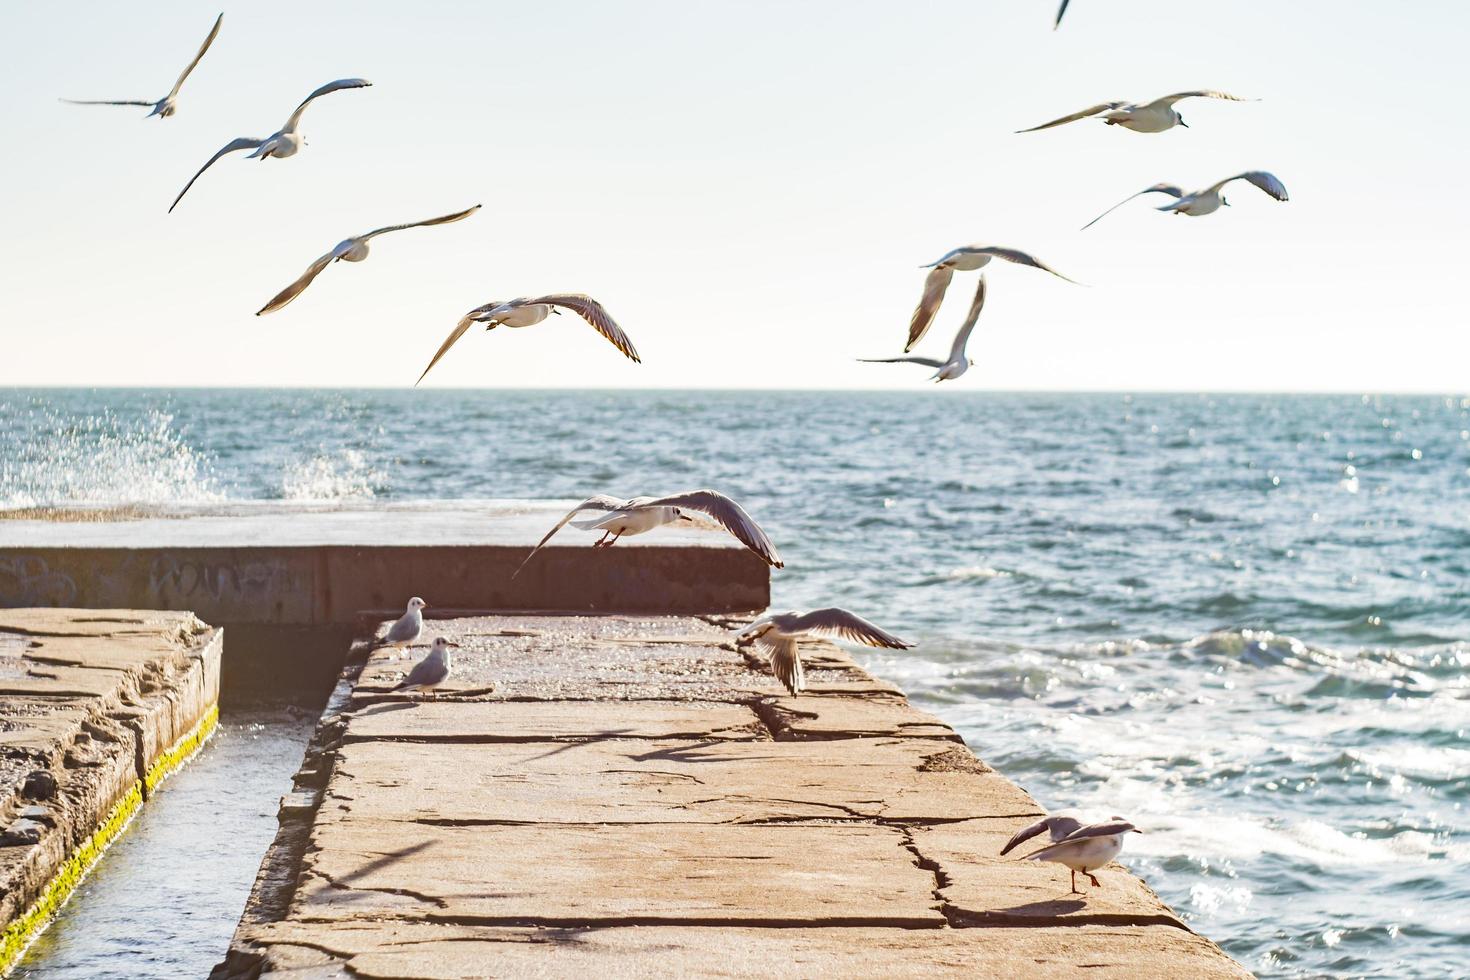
[{"xmin": 213, "ymin": 614, "xmax": 1248, "ymax": 979}]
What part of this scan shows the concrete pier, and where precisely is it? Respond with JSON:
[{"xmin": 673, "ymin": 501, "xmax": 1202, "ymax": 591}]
[
  {"xmin": 0, "ymin": 608, "xmax": 222, "ymax": 974},
  {"xmin": 214, "ymin": 613, "xmax": 1247, "ymax": 978}
]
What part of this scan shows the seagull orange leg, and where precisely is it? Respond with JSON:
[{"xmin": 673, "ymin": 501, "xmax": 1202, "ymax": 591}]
[{"xmin": 1070, "ymin": 870, "xmax": 1080, "ymax": 894}]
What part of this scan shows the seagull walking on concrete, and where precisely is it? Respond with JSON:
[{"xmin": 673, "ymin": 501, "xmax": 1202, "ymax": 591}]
[
  {"xmin": 393, "ymin": 637, "xmax": 457, "ymax": 696},
  {"xmin": 735, "ymin": 608, "xmax": 913, "ymax": 695},
  {"xmin": 999, "ymin": 812, "xmax": 1085, "ymax": 855},
  {"xmin": 1023, "ymin": 819, "xmax": 1143, "ymax": 893},
  {"xmin": 906, "ymin": 245, "xmax": 1073, "ymax": 353},
  {"xmin": 368, "ymin": 597, "xmax": 426, "ymax": 654},
  {"xmin": 169, "ymin": 77, "xmax": 372, "ymax": 212},
  {"xmin": 1083, "ymin": 171, "xmax": 1289, "ymax": 229},
  {"xmin": 62, "ymin": 13, "xmax": 223, "ymax": 120},
  {"xmin": 1017, "ymin": 91, "xmax": 1249, "ymax": 134},
  {"xmin": 512, "ymin": 490, "xmax": 783, "ymax": 578},
  {"xmin": 416, "ymin": 294, "xmax": 640, "ymax": 384},
  {"xmin": 863, "ymin": 275, "xmax": 986, "ymax": 383},
  {"xmin": 256, "ymin": 205, "xmax": 481, "ymax": 315}
]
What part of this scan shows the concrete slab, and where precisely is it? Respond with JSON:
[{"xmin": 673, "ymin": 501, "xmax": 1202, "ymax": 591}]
[
  {"xmin": 758, "ymin": 694, "xmax": 961, "ymax": 741},
  {"xmin": 343, "ymin": 701, "xmax": 766, "ymax": 743}
]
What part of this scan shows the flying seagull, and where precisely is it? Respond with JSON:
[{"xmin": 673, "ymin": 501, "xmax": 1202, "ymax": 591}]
[
  {"xmin": 735, "ymin": 608, "xmax": 913, "ymax": 695},
  {"xmin": 1083, "ymin": 171, "xmax": 1289, "ymax": 229},
  {"xmin": 863, "ymin": 275, "xmax": 986, "ymax": 383},
  {"xmin": 62, "ymin": 12, "xmax": 223, "ymax": 120},
  {"xmin": 1023, "ymin": 819, "xmax": 1143, "ymax": 893},
  {"xmin": 256, "ymin": 205, "xmax": 480, "ymax": 315},
  {"xmin": 906, "ymin": 245, "xmax": 1073, "ymax": 352},
  {"xmin": 1054, "ymin": 0, "xmax": 1071, "ymax": 28},
  {"xmin": 169, "ymin": 77, "xmax": 372, "ymax": 212},
  {"xmin": 393, "ymin": 636, "xmax": 457, "ymax": 696},
  {"xmin": 512, "ymin": 490, "xmax": 783, "ymax": 578},
  {"xmin": 999, "ymin": 812, "xmax": 1085, "ymax": 856},
  {"xmin": 416, "ymin": 294, "xmax": 640, "ymax": 384},
  {"xmin": 366, "ymin": 597, "xmax": 426, "ymax": 653},
  {"xmin": 1018, "ymin": 90, "xmax": 1250, "ymax": 134}
]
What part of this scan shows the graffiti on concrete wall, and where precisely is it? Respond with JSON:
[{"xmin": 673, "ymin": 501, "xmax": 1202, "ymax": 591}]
[
  {"xmin": 147, "ymin": 555, "xmax": 287, "ymax": 603},
  {"xmin": 0, "ymin": 556, "xmax": 79, "ymax": 607}
]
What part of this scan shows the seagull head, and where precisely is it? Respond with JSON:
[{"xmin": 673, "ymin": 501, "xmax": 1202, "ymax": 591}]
[
  {"xmin": 408, "ymin": 597, "xmax": 427, "ymax": 611},
  {"xmin": 673, "ymin": 507, "xmax": 695, "ymax": 522}
]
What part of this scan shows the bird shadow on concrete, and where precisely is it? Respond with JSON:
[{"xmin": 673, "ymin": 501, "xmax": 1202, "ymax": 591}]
[{"xmin": 989, "ymin": 897, "xmax": 1088, "ymax": 916}]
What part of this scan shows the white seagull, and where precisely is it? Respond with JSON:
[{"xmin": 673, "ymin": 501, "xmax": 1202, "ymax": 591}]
[
  {"xmin": 735, "ymin": 608, "xmax": 913, "ymax": 696},
  {"xmin": 863, "ymin": 276, "xmax": 986, "ymax": 383},
  {"xmin": 169, "ymin": 77, "xmax": 372, "ymax": 212},
  {"xmin": 62, "ymin": 13, "xmax": 223, "ymax": 120},
  {"xmin": 393, "ymin": 636, "xmax": 457, "ymax": 696},
  {"xmin": 998, "ymin": 812, "xmax": 1085, "ymax": 856},
  {"xmin": 1083, "ymin": 171, "xmax": 1289, "ymax": 229},
  {"xmin": 512, "ymin": 490, "xmax": 783, "ymax": 578},
  {"xmin": 906, "ymin": 245, "xmax": 1073, "ymax": 353},
  {"xmin": 369, "ymin": 597, "xmax": 426, "ymax": 653},
  {"xmin": 257, "ymin": 205, "xmax": 481, "ymax": 315},
  {"xmin": 1018, "ymin": 90, "xmax": 1249, "ymax": 134},
  {"xmin": 416, "ymin": 294, "xmax": 640, "ymax": 384},
  {"xmin": 1023, "ymin": 819, "xmax": 1143, "ymax": 893}
]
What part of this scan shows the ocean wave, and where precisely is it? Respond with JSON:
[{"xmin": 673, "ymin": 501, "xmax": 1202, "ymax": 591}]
[{"xmin": 277, "ymin": 450, "xmax": 384, "ymax": 501}]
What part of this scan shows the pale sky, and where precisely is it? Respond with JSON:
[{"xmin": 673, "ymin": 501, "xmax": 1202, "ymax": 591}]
[{"xmin": 2, "ymin": 1, "xmax": 1466, "ymax": 391}]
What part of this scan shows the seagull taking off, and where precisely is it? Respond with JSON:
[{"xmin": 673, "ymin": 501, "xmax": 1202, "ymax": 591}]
[
  {"xmin": 62, "ymin": 13, "xmax": 223, "ymax": 120},
  {"xmin": 906, "ymin": 246, "xmax": 1073, "ymax": 353},
  {"xmin": 1083, "ymin": 172, "xmax": 1289, "ymax": 229},
  {"xmin": 257, "ymin": 205, "xmax": 481, "ymax": 315},
  {"xmin": 512, "ymin": 490, "xmax": 783, "ymax": 578},
  {"xmin": 416, "ymin": 294, "xmax": 640, "ymax": 384},
  {"xmin": 735, "ymin": 608, "xmax": 913, "ymax": 695},
  {"xmin": 367, "ymin": 597, "xmax": 426, "ymax": 653},
  {"xmin": 1023, "ymin": 819, "xmax": 1143, "ymax": 893},
  {"xmin": 1018, "ymin": 91, "xmax": 1250, "ymax": 134},
  {"xmin": 863, "ymin": 275, "xmax": 986, "ymax": 383},
  {"xmin": 393, "ymin": 636, "xmax": 457, "ymax": 696},
  {"xmin": 169, "ymin": 77, "xmax": 372, "ymax": 212},
  {"xmin": 999, "ymin": 812, "xmax": 1085, "ymax": 856}
]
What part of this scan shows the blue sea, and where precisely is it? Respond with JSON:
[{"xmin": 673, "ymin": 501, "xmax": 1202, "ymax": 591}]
[{"xmin": 3, "ymin": 388, "xmax": 1468, "ymax": 978}]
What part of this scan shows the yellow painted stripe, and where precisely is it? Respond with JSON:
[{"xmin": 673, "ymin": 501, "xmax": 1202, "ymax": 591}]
[{"xmin": 0, "ymin": 703, "xmax": 220, "ymax": 976}]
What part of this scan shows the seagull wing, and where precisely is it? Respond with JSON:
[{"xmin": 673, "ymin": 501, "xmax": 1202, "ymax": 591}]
[
  {"xmin": 528, "ymin": 294, "xmax": 641, "ymax": 363},
  {"xmin": 785, "ymin": 608, "xmax": 913, "ymax": 648},
  {"xmin": 255, "ymin": 249, "xmax": 336, "ymax": 316},
  {"xmin": 167, "ymin": 12, "xmax": 223, "ymax": 99},
  {"xmin": 948, "ymin": 274, "xmax": 987, "ymax": 361},
  {"xmin": 1015, "ymin": 101, "xmax": 1123, "ymax": 133},
  {"xmin": 382, "ymin": 611, "xmax": 421, "ymax": 645},
  {"xmin": 510, "ymin": 495, "xmax": 632, "ymax": 579},
  {"xmin": 1054, "ymin": 0, "xmax": 1071, "ymax": 28},
  {"xmin": 416, "ymin": 312, "xmax": 482, "ymax": 385},
  {"xmin": 640, "ymin": 489, "xmax": 783, "ymax": 568},
  {"xmin": 1057, "ymin": 819, "xmax": 1136, "ymax": 842},
  {"xmin": 769, "ymin": 636, "xmax": 804, "ymax": 695},
  {"xmin": 970, "ymin": 247, "xmax": 1078, "ymax": 284},
  {"xmin": 60, "ymin": 98, "xmax": 157, "ymax": 107},
  {"xmin": 397, "ymin": 653, "xmax": 448, "ymax": 690},
  {"xmin": 859, "ymin": 356, "xmax": 946, "ymax": 368},
  {"xmin": 1002, "ymin": 815, "xmax": 1077, "ymax": 856},
  {"xmin": 169, "ymin": 136, "xmax": 264, "ymax": 212},
  {"xmin": 1081, "ymin": 183, "xmax": 1184, "ymax": 230},
  {"xmin": 905, "ymin": 265, "xmax": 954, "ymax": 352},
  {"xmin": 283, "ymin": 77, "xmax": 371, "ymax": 132},
  {"xmin": 359, "ymin": 204, "xmax": 483, "ymax": 241},
  {"xmin": 1213, "ymin": 170, "xmax": 1289, "ymax": 201},
  {"xmin": 1146, "ymin": 90, "xmax": 1250, "ymax": 110}
]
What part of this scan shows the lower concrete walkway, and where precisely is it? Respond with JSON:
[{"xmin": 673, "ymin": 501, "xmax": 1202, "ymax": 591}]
[{"xmin": 217, "ymin": 614, "xmax": 1247, "ymax": 978}]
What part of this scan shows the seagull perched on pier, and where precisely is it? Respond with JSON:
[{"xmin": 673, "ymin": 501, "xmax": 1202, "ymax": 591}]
[
  {"xmin": 256, "ymin": 205, "xmax": 481, "ymax": 315},
  {"xmin": 1083, "ymin": 171, "xmax": 1289, "ymax": 228},
  {"xmin": 1023, "ymin": 819, "xmax": 1142, "ymax": 893},
  {"xmin": 999, "ymin": 812, "xmax": 1085, "ymax": 855},
  {"xmin": 62, "ymin": 13, "xmax": 223, "ymax": 120},
  {"xmin": 368, "ymin": 597, "xmax": 426, "ymax": 654},
  {"xmin": 512, "ymin": 490, "xmax": 783, "ymax": 579},
  {"xmin": 393, "ymin": 637, "xmax": 457, "ymax": 696},
  {"xmin": 735, "ymin": 609, "xmax": 913, "ymax": 695},
  {"xmin": 169, "ymin": 77, "xmax": 372, "ymax": 212},
  {"xmin": 863, "ymin": 276, "xmax": 986, "ymax": 383},
  {"xmin": 416, "ymin": 294, "xmax": 640, "ymax": 384},
  {"xmin": 906, "ymin": 245, "xmax": 1073, "ymax": 353},
  {"xmin": 1017, "ymin": 90, "xmax": 1249, "ymax": 134}
]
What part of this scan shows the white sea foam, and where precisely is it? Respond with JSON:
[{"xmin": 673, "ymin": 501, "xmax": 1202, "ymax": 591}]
[{"xmin": 279, "ymin": 449, "xmax": 382, "ymax": 501}]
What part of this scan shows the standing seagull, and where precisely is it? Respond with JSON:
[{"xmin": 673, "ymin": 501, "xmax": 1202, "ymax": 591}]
[
  {"xmin": 368, "ymin": 597, "xmax": 427, "ymax": 654},
  {"xmin": 906, "ymin": 245, "xmax": 1073, "ymax": 352},
  {"xmin": 393, "ymin": 637, "xmax": 457, "ymax": 697},
  {"xmin": 1017, "ymin": 90, "xmax": 1249, "ymax": 134},
  {"xmin": 416, "ymin": 295, "xmax": 640, "ymax": 384},
  {"xmin": 863, "ymin": 276, "xmax": 986, "ymax": 383},
  {"xmin": 1083, "ymin": 171, "xmax": 1289, "ymax": 229},
  {"xmin": 735, "ymin": 609, "xmax": 913, "ymax": 696},
  {"xmin": 256, "ymin": 205, "xmax": 481, "ymax": 315},
  {"xmin": 1023, "ymin": 819, "xmax": 1143, "ymax": 893},
  {"xmin": 62, "ymin": 13, "xmax": 223, "ymax": 120},
  {"xmin": 512, "ymin": 490, "xmax": 783, "ymax": 578},
  {"xmin": 999, "ymin": 812, "xmax": 1085, "ymax": 856},
  {"xmin": 168, "ymin": 77, "xmax": 372, "ymax": 212}
]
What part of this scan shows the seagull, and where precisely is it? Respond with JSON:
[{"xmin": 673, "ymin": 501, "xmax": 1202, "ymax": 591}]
[
  {"xmin": 734, "ymin": 609, "xmax": 913, "ymax": 695},
  {"xmin": 369, "ymin": 597, "xmax": 426, "ymax": 653},
  {"xmin": 863, "ymin": 275, "xmax": 986, "ymax": 383},
  {"xmin": 1017, "ymin": 91, "xmax": 1249, "ymax": 134},
  {"xmin": 999, "ymin": 812, "xmax": 1085, "ymax": 856},
  {"xmin": 256, "ymin": 205, "xmax": 481, "ymax": 315},
  {"xmin": 1054, "ymin": 0, "xmax": 1071, "ymax": 28},
  {"xmin": 393, "ymin": 637, "xmax": 457, "ymax": 696},
  {"xmin": 1023, "ymin": 819, "xmax": 1143, "ymax": 893},
  {"xmin": 62, "ymin": 13, "xmax": 223, "ymax": 120},
  {"xmin": 1083, "ymin": 171, "xmax": 1289, "ymax": 229},
  {"xmin": 416, "ymin": 294, "xmax": 640, "ymax": 384},
  {"xmin": 906, "ymin": 246, "xmax": 1073, "ymax": 353},
  {"xmin": 512, "ymin": 490, "xmax": 783, "ymax": 578},
  {"xmin": 168, "ymin": 77, "xmax": 372, "ymax": 212}
]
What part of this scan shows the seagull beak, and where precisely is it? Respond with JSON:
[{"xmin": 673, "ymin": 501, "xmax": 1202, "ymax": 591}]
[
  {"xmin": 551, "ymin": 309, "xmax": 563, "ymax": 316},
  {"xmin": 1179, "ymin": 120, "xmax": 1189, "ymax": 128},
  {"xmin": 1131, "ymin": 828, "xmax": 1144, "ymax": 834}
]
